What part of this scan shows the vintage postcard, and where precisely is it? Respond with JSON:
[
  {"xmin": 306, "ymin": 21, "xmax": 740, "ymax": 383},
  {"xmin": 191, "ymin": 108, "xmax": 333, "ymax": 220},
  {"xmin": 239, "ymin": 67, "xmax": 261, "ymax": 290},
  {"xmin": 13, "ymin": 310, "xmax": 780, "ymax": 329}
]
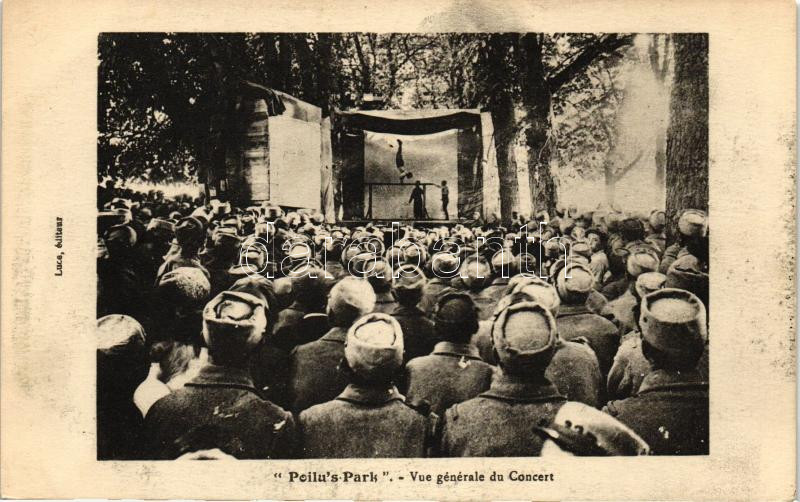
[{"xmin": 1, "ymin": 0, "xmax": 795, "ymax": 500}]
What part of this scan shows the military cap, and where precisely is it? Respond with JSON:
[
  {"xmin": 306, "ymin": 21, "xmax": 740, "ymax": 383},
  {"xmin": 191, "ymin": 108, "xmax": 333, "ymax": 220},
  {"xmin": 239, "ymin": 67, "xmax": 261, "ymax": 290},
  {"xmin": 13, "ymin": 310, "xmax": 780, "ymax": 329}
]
[
  {"xmin": 272, "ymin": 276, "xmax": 294, "ymax": 309},
  {"xmin": 635, "ymin": 271, "xmax": 667, "ymax": 299},
  {"xmin": 393, "ymin": 263, "xmax": 427, "ymax": 292},
  {"xmin": 537, "ymin": 402, "xmax": 650, "ymax": 456},
  {"xmin": 510, "ymin": 276, "xmax": 561, "ymax": 315},
  {"xmin": 146, "ymin": 218, "xmax": 176, "ymax": 236},
  {"xmin": 158, "ymin": 266, "xmax": 211, "ymax": 306},
  {"xmin": 328, "ymin": 277, "xmax": 376, "ymax": 323},
  {"xmin": 492, "ymin": 301, "xmax": 558, "ymax": 374},
  {"xmin": 175, "ymin": 216, "xmax": 205, "ymax": 247},
  {"xmin": 640, "ymin": 288, "xmax": 707, "ymax": 357},
  {"xmin": 202, "ymin": 290, "xmax": 268, "ymax": 353},
  {"xmin": 98, "ymin": 211, "xmax": 128, "ymax": 232},
  {"xmin": 490, "ymin": 249, "xmax": 514, "ymax": 274},
  {"xmin": 104, "ymin": 224, "xmax": 137, "ymax": 248},
  {"xmin": 287, "ymin": 241, "xmax": 313, "ymax": 262},
  {"xmin": 365, "ymin": 259, "xmax": 393, "ymax": 292},
  {"xmin": 678, "ymin": 209, "xmax": 708, "ymax": 237},
  {"xmin": 430, "ymin": 252, "xmax": 460, "ymax": 278},
  {"xmin": 649, "ymin": 210, "xmax": 666, "ymax": 233},
  {"xmin": 459, "ymin": 257, "xmax": 492, "ymax": 291},
  {"xmin": 97, "ymin": 314, "xmax": 146, "ymax": 351},
  {"xmin": 626, "ymin": 245, "xmax": 660, "ymax": 277},
  {"xmin": 515, "ymin": 252, "xmax": 538, "ymax": 276},
  {"xmin": 571, "ymin": 240, "xmax": 592, "ymax": 259},
  {"xmin": 555, "ymin": 263, "xmax": 595, "ymax": 304},
  {"xmin": 229, "ymin": 275, "xmax": 275, "ymax": 316},
  {"xmin": 345, "ymin": 313, "xmax": 404, "ymax": 380},
  {"xmin": 571, "ymin": 226, "xmax": 587, "ymax": 241},
  {"xmin": 433, "ymin": 291, "xmax": 479, "ymax": 332},
  {"xmin": 665, "ymin": 254, "xmax": 709, "ymax": 305},
  {"xmin": 229, "ymin": 247, "xmax": 266, "ymax": 278}
]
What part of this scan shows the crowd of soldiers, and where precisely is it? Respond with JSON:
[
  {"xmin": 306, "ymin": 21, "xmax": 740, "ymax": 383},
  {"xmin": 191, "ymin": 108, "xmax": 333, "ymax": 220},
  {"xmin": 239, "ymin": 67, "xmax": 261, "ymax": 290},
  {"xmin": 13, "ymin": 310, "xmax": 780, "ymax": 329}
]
[{"xmin": 97, "ymin": 183, "xmax": 709, "ymax": 460}]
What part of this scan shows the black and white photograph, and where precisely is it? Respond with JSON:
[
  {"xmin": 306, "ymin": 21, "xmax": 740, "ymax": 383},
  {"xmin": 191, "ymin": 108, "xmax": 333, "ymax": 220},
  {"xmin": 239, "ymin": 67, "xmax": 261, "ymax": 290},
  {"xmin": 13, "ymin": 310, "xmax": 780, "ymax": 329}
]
[{"xmin": 96, "ymin": 32, "xmax": 710, "ymax": 460}]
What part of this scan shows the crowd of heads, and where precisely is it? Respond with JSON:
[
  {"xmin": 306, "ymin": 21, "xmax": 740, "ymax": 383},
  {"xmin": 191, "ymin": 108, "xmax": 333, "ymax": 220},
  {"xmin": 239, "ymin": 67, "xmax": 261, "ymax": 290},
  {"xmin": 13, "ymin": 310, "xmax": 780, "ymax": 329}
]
[{"xmin": 97, "ymin": 182, "xmax": 710, "ymax": 459}]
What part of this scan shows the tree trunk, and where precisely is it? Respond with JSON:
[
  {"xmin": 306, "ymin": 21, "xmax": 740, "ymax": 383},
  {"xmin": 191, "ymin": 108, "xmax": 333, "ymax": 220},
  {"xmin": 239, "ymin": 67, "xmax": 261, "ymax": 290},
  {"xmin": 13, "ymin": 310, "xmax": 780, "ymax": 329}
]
[
  {"xmin": 521, "ymin": 34, "xmax": 557, "ymax": 215},
  {"xmin": 665, "ymin": 33, "xmax": 708, "ymax": 241},
  {"xmin": 484, "ymin": 34, "xmax": 519, "ymax": 223},
  {"xmin": 604, "ymin": 161, "xmax": 615, "ymax": 207},
  {"xmin": 492, "ymin": 93, "xmax": 519, "ymax": 223},
  {"xmin": 650, "ymin": 34, "xmax": 669, "ymax": 205}
]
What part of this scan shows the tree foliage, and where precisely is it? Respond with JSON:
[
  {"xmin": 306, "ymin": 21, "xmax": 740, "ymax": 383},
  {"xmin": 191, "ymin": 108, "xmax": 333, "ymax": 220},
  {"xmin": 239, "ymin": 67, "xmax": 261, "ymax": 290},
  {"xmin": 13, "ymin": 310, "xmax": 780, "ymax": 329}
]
[{"xmin": 100, "ymin": 32, "xmax": 666, "ymax": 215}]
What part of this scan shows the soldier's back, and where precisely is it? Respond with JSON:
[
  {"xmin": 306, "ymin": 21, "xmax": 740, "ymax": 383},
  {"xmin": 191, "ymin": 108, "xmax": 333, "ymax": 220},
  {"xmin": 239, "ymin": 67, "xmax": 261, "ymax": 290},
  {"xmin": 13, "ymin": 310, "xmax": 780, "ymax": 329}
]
[
  {"xmin": 405, "ymin": 346, "xmax": 494, "ymax": 416},
  {"xmin": 605, "ymin": 370, "xmax": 709, "ymax": 455},
  {"xmin": 556, "ymin": 305, "xmax": 620, "ymax": 377},
  {"xmin": 288, "ymin": 328, "xmax": 349, "ymax": 413},
  {"xmin": 441, "ymin": 393, "xmax": 565, "ymax": 457},
  {"xmin": 299, "ymin": 391, "xmax": 433, "ymax": 458},
  {"xmin": 144, "ymin": 384, "xmax": 295, "ymax": 459},
  {"xmin": 545, "ymin": 339, "xmax": 602, "ymax": 407}
]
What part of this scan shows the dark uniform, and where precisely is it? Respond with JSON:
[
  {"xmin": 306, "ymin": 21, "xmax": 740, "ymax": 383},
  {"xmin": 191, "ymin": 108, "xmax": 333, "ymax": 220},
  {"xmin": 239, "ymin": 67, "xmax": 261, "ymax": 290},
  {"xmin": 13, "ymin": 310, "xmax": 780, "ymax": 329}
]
[
  {"xmin": 476, "ymin": 276, "xmax": 510, "ymax": 307},
  {"xmin": 299, "ymin": 313, "xmax": 437, "ymax": 458},
  {"xmin": 604, "ymin": 287, "xmax": 709, "ymax": 455},
  {"xmin": 299, "ymin": 385, "xmax": 436, "ymax": 458},
  {"xmin": 556, "ymin": 303, "xmax": 620, "ymax": 378},
  {"xmin": 391, "ymin": 304, "xmax": 436, "ymax": 362},
  {"xmin": 604, "ymin": 369, "xmax": 708, "ymax": 455},
  {"xmin": 404, "ymin": 341, "xmax": 494, "ymax": 417},
  {"xmin": 287, "ymin": 327, "xmax": 350, "ymax": 413},
  {"xmin": 143, "ymin": 364, "xmax": 296, "ymax": 459},
  {"xmin": 441, "ymin": 301, "xmax": 570, "ymax": 456},
  {"xmin": 418, "ymin": 277, "xmax": 450, "ymax": 316},
  {"xmin": 441, "ymin": 373, "xmax": 566, "ymax": 456}
]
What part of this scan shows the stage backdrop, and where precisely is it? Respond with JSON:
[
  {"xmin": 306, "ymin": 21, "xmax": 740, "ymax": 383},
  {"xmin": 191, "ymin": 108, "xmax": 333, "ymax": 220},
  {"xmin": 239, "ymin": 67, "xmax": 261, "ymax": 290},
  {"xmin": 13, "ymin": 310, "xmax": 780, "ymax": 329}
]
[
  {"xmin": 335, "ymin": 109, "xmax": 499, "ymax": 221},
  {"xmin": 364, "ymin": 130, "xmax": 457, "ymax": 220}
]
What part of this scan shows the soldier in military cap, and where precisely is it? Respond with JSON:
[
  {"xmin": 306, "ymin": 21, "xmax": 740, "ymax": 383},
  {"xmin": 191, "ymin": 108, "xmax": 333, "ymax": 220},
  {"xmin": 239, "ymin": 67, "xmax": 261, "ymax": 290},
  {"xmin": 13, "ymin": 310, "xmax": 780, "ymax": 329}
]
[
  {"xmin": 536, "ymin": 401, "xmax": 650, "ymax": 456},
  {"xmin": 458, "ymin": 257, "xmax": 494, "ymax": 320},
  {"xmin": 365, "ymin": 258, "xmax": 400, "ymax": 314},
  {"xmin": 660, "ymin": 208, "xmax": 708, "ymax": 274},
  {"xmin": 441, "ymin": 301, "xmax": 571, "ymax": 456},
  {"xmin": 287, "ymin": 277, "xmax": 376, "ymax": 413},
  {"xmin": 155, "ymin": 216, "xmax": 208, "ymax": 284},
  {"xmin": 476, "ymin": 249, "xmax": 516, "ymax": 307},
  {"xmin": 604, "ymin": 288, "xmax": 709, "ymax": 455},
  {"xmin": 390, "ymin": 264, "xmax": 435, "ymax": 362},
  {"xmin": 607, "ymin": 272, "xmax": 669, "ymax": 400},
  {"xmin": 299, "ymin": 313, "xmax": 438, "ymax": 458},
  {"xmin": 601, "ymin": 245, "xmax": 660, "ymax": 335},
  {"xmin": 404, "ymin": 292, "xmax": 493, "ymax": 416},
  {"xmin": 419, "ymin": 251, "xmax": 459, "ymax": 316},
  {"xmin": 554, "ymin": 263, "xmax": 620, "ymax": 380},
  {"xmin": 144, "ymin": 290, "xmax": 296, "ymax": 459}
]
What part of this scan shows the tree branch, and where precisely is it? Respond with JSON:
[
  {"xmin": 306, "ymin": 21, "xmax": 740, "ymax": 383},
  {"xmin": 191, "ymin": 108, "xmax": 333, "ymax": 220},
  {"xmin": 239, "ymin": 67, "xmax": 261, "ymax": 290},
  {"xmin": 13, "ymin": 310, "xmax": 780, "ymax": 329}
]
[
  {"xmin": 613, "ymin": 149, "xmax": 644, "ymax": 181},
  {"xmin": 547, "ymin": 34, "xmax": 634, "ymax": 93}
]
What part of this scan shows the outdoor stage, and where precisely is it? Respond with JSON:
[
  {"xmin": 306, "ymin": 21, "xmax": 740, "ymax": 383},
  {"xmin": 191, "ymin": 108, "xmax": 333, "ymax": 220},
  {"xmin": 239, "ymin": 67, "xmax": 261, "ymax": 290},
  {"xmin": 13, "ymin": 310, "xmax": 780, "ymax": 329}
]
[{"xmin": 334, "ymin": 108, "xmax": 500, "ymax": 223}]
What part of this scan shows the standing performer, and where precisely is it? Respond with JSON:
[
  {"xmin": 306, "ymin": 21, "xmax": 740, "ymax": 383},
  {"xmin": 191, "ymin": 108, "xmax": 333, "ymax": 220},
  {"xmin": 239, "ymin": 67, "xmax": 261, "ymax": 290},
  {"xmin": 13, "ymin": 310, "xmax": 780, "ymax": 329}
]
[
  {"xmin": 395, "ymin": 139, "xmax": 413, "ymax": 182},
  {"xmin": 440, "ymin": 180, "xmax": 450, "ymax": 220},
  {"xmin": 409, "ymin": 181, "xmax": 426, "ymax": 220}
]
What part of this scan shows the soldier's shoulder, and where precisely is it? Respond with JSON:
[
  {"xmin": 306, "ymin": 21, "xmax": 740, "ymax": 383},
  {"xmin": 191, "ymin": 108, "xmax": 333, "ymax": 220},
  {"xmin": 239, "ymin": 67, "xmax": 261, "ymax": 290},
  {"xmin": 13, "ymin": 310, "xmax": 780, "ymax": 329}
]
[
  {"xmin": 405, "ymin": 354, "xmax": 436, "ymax": 371},
  {"xmin": 298, "ymin": 399, "xmax": 342, "ymax": 423}
]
